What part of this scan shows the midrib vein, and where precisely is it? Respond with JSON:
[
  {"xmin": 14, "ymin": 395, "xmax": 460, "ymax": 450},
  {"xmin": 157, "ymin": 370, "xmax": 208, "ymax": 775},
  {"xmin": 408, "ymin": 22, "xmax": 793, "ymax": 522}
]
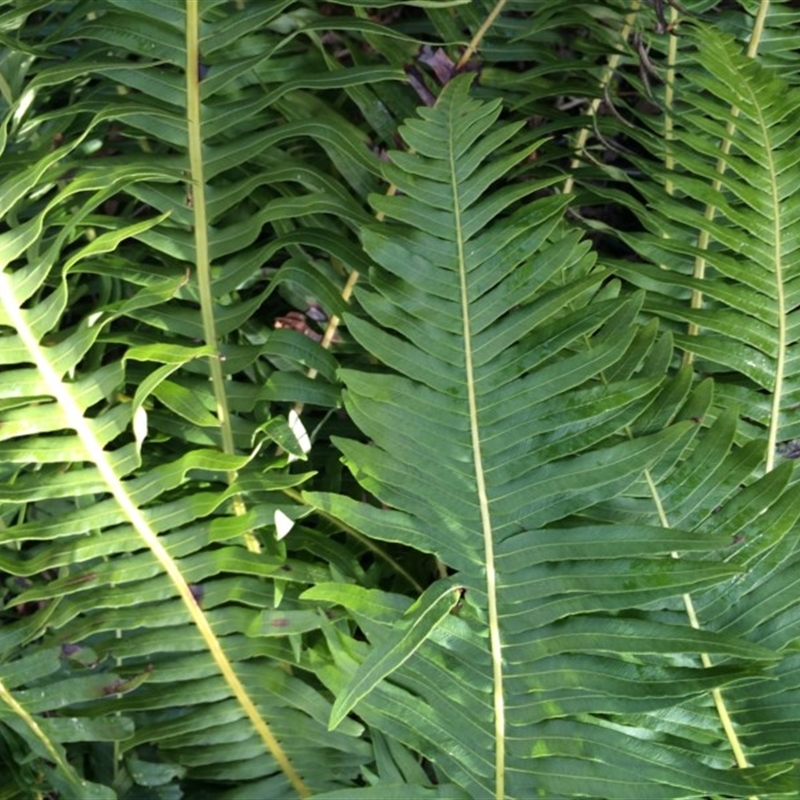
[{"xmin": 449, "ymin": 134, "xmax": 506, "ymax": 798}]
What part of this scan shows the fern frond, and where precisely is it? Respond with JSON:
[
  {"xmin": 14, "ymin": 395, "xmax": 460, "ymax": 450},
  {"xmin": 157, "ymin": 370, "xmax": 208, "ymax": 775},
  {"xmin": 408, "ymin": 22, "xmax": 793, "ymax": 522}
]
[
  {"xmin": 304, "ymin": 75, "xmax": 799, "ymax": 798},
  {"xmin": 603, "ymin": 26, "xmax": 800, "ymax": 457},
  {"xmin": 0, "ymin": 2, "xmax": 416, "ymax": 795}
]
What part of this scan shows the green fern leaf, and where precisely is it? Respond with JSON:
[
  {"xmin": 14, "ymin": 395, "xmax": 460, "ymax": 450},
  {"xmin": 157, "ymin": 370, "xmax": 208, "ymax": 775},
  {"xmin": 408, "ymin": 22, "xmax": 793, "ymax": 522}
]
[
  {"xmin": 303, "ymin": 74, "xmax": 799, "ymax": 798},
  {"xmin": 0, "ymin": 3, "xmax": 412, "ymax": 795},
  {"xmin": 607, "ymin": 25, "xmax": 800, "ymax": 460}
]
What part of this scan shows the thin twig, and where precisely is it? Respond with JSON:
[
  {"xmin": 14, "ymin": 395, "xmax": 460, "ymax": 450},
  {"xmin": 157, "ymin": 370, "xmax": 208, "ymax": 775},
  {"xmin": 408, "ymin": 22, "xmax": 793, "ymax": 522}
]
[
  {"xmin": 457, "ymin": 0, "xmax": 508, "ymax": 70},
  {"xmin": 562, "ymin": 0, "xmax": 642, "ymax": 196}
]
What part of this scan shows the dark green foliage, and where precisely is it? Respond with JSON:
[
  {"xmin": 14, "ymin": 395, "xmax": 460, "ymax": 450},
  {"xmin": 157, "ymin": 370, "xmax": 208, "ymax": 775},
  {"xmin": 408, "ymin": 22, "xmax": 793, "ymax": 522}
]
[{"xmin": 0, "ymin": 2, "xmax": 798, "ymax": 799}]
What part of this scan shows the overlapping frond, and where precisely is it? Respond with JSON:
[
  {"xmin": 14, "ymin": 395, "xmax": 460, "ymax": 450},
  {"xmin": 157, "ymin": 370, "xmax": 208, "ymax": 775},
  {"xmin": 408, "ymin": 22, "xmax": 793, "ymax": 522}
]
[
  {"xmin": 304, "ymin": 75, "xmax": 800, "ymax": 798},
  {"xmin": 3, "ymin": 3, "xmax": 800, "ymax": 798},
  {"xmin": 602, "ymin": 26, "xmax": 800, "ymax": 455},
  {"xmin": 0, "ymin": 1, "xmax": 416, "ymax": 796},
  {"xmin": 578, "ymin": 28, "xmax": 800, "ymax": 776},
  {"xmin": 0, "ymin": 119, "xmax": 372, "ymax": 800}
]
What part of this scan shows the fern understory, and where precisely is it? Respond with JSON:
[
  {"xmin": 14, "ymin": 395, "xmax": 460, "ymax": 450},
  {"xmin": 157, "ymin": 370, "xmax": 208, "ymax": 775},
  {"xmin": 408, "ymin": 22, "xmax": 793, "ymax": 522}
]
[{"xmin": 0, "ymin": 1, "xmax": 799, "ymax": 799}]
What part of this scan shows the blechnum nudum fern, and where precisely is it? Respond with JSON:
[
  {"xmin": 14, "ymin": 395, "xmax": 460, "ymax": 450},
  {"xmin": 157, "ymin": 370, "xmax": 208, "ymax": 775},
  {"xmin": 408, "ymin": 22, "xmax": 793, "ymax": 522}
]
[{"xmin": 1, "ymin": 2, "xmax": 799, "ymax": 799}]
